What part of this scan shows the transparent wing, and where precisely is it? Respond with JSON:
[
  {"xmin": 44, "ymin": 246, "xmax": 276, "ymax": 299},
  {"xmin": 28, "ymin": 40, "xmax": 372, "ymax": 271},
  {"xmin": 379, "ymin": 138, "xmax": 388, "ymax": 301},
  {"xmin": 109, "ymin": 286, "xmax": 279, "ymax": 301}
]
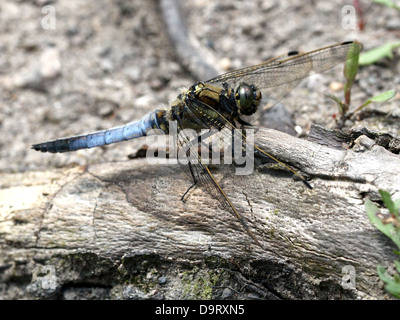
[
  {"xmin": 206, "ymin": 41, "xmax": 363, "ymax": 108},
  {"xmin": 184, "ymin": 93, "xmax": 312, "ymax": 188},
  {"xmin": 174, "ymin": 114, "xmax": 262, "ymax": 247},
  {"xmin": 171, "ymin": 42, "xmax": 362, "ymax": 246},
  {"xmin": 175, "ymin": 91, "xmax": 313, "ymax": 247}
]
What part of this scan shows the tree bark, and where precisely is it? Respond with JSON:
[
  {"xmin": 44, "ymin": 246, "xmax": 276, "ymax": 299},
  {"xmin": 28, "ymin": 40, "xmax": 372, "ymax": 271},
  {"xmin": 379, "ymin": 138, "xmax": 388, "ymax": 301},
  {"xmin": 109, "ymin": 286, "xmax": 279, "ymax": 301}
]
[{"xmin": 1, "ymin": 127, "xmax": 398, "ymax": 299}]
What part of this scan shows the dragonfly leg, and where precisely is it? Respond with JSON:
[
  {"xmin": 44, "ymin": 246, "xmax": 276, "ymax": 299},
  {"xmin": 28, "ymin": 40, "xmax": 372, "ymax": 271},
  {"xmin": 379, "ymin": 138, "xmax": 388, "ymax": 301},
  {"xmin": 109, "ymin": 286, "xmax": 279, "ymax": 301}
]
[
  {"xmin": 181, "ymin": 162, "xmax": 198, "ymax": 203},
  {"xmin": 236, "ymin": 116, "xmax": 253, "ymax": 127},
  {"xmin": 221, "ymin": 81, "xmax": 231, "ymax": 93},
  {"xmin": 254, "ymin": 148, "xmax": 313, "ymax": 189},
  {"xmin": 181, "ymin": 181, "xmax": 197, "ymax": 203},
  {"xmin": 218, "ymin": 84, "xmax": 236, "ymax": 114}
]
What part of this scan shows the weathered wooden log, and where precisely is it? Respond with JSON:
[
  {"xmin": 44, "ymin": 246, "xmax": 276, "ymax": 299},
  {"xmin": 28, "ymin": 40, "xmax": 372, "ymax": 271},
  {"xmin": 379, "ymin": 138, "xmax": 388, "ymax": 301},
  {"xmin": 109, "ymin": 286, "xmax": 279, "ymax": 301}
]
[{"xmin": 1, "ymin": 127, "xmax": 398, "ymax": 299}]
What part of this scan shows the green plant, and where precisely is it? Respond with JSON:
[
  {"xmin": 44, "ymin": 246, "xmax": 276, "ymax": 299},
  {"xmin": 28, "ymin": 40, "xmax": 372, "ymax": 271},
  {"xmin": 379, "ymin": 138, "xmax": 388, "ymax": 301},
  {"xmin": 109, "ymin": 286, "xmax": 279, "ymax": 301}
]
[
  {"xmin": 326, "ymin": 42, "xmax": 396, "ymax": 127},
  {"xmin": 372, "ymin": 0, "xmax": 400, "ymax": 11},
  {"xmin": 365, "ymin": 190, "xmax": 400, "ymax": 298},
  {"xmin": 359, "ymin": 42, "xmax": 400, "ymax": 66},
  {"xmin": 358, "ymin": 1, "xmax": 400, "ymax": 64}
]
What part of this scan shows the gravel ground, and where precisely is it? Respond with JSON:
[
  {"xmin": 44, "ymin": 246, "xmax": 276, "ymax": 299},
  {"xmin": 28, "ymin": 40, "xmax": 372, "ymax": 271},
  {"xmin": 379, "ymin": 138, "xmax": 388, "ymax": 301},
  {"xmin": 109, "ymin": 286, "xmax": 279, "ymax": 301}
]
[
  {"xmin": 0, "ymin": 0, "xmax": 399, "ymax": 170},
  {"xmin": 0, "ymin": 0, "xmax": 399, "ymax": 301}
]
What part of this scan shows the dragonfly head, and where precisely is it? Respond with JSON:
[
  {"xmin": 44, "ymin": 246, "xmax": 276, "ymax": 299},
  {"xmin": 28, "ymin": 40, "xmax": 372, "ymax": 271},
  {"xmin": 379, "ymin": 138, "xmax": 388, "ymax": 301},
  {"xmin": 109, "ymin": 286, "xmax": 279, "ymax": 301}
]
[{"xmin": 235, "ymin": 83, "xmax": 261, "ymax": 116}]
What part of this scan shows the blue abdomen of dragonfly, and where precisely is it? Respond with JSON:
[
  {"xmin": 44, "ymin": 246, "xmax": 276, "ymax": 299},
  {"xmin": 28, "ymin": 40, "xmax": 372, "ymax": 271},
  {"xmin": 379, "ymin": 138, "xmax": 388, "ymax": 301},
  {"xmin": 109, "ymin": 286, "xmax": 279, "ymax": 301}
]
[{"xmin": 32, "ymin": 110, "xmax": 168, "ymax": 153}]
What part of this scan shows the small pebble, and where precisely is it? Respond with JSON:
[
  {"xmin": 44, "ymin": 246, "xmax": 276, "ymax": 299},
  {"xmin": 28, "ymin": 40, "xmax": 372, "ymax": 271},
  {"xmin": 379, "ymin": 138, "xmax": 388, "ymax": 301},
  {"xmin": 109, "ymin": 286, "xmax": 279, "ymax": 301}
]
[
  {"xmin": 219, "ymin": 57, "xmax": 232, "ymax": 71},
  {"xmin": 329, "ymin": 81, "xmax": 344, "ymax": 92},
  {"xmin": 158, "ymin": 276, "xmax": 167, "ymax": 285},
  {"xmin": 40, "ymin": 48, "xmax": 61, "ymax": 79}
]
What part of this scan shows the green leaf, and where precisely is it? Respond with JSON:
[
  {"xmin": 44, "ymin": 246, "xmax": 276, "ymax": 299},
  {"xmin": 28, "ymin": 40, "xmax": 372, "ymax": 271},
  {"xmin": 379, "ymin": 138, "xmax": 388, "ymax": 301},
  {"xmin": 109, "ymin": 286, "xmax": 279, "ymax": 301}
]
[
  {"xmin": 367, "ymin": 89, "xmax": 397, "ymax": 103},
  {"xmin": 365, "ymin": 198, "xmax": 382, "ymax": 224},
  {"xmin": 368, "ymin": 193, "xmax": 400, "ymax": 299},
  {"xmin": 359, "ymin": 42, "xmax": 400, "ymax": 65},
  {"xmin": 377, "ymin": 265, "xmax": 392, "ymax": 283},
  {"xmin": 365, "ymin": 198, "xmax": 380, "ymax": 219},
  {"xmin": 377, "ymin": 265, "xmax": 400, "ymax": 299},
  {"xmin": 325, "ymin": 93, "xmax": 343, "ymax": 105},
  {"xmin": 372, "ymin": 0, "xmax": 400, "ymax": 10},
  {"xmin": 325, "ymin": 93, "xmax": 345, "ymax": 114},
  {"xmin": 365, "ymin": 198, "xmax": 400, "ymax": 249},
  {"xmin": 379, "ymin": 189, "xmax": 398, "ymax": 217},
  {"xmin": 344, "ymin": 42, "xmax": 361, "ymax": 82},
  {"xmin": 352, "ymin": 90, "xmax": 396, "ymax": 116},
  {"xmin": 395, "ymin": 260, "xmax": 400, "ymax": 274},
  {"xmin": 385, "ymin": 281, "xmax": 400, "ymax": 298},
  {"xmin": 343, "ymin": 42, "xmax": 361, "ymax": 103}
]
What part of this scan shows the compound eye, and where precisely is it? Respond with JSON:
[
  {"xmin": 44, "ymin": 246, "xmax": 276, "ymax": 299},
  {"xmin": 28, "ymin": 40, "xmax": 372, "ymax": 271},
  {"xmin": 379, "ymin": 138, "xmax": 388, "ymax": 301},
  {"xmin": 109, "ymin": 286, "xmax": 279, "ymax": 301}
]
[
  {"xmin": 236, "ymin": 83, "xmax": 258, "ymax": 115},
  {"xmin": 237, "ymin": 83, "xmax": 253, "ymax": 109}
]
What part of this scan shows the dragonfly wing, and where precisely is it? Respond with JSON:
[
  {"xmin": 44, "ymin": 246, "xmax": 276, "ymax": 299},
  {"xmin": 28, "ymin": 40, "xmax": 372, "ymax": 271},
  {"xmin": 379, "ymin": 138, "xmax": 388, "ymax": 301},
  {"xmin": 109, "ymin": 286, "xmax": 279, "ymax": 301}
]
[
  {"xmin": 174, "ymin": 115, "xmax": 262, "ymax": 247},
  {"xmin": 184, "ymin": 93, "xmax": 312, "ymax": 187},
  {"xmin": 177, "ymin": 92, "xmax": 311, "ymax": 246},
  {"xmin": 206, "ymin": 41, "xmax": 363, "ymax": 109}
]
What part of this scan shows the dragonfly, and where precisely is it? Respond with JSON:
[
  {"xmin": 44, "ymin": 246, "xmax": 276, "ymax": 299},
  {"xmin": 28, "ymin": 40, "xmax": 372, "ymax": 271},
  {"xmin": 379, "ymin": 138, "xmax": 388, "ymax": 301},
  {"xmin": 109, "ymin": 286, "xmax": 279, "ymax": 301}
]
[{"xmin": 32, "ymin": 41, "xmax": 363, "ymax": 248}]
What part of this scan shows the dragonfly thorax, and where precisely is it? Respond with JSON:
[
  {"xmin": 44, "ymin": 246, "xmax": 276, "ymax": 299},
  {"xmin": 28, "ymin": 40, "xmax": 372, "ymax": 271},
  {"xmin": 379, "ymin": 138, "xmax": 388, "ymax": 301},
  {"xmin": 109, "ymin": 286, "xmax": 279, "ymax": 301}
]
[{"xmin": 235, "ymin": 83, "xmax": 261, "ymax": 116}]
